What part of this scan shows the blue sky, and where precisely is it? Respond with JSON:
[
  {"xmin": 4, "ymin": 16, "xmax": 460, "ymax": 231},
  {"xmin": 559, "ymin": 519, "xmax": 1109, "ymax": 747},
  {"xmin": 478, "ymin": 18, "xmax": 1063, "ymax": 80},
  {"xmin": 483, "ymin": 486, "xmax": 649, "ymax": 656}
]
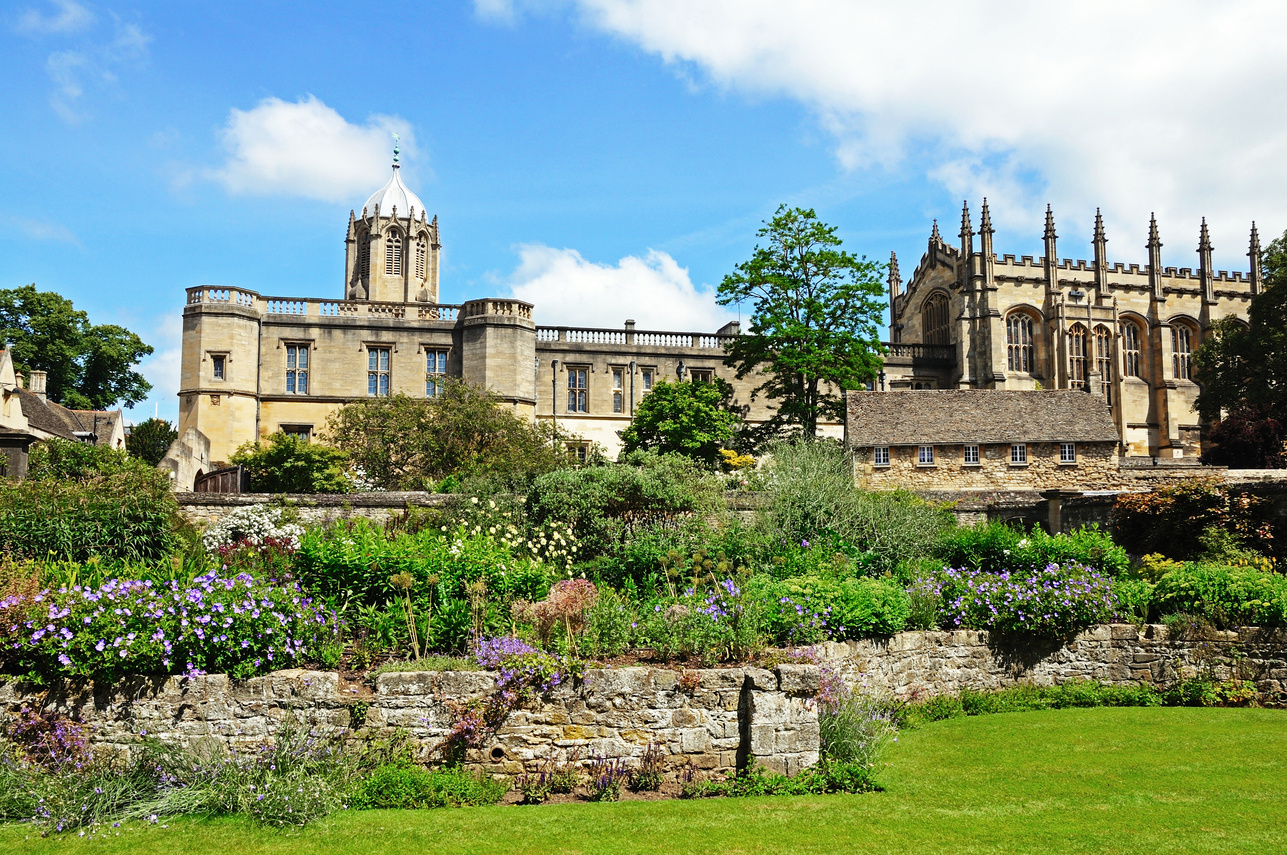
[{"xmin": 2, "ymin": 1, "xmax": 1284, "ymax": 424}]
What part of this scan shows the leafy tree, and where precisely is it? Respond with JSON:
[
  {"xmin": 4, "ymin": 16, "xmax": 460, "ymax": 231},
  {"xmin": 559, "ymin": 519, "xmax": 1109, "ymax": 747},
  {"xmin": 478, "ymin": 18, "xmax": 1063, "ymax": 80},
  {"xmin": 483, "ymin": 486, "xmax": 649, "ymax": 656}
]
[
  {"xmin": 230, "ymin": 432, "xmax": 352, "ymax": 493},
  {"xmin": 325, "ymin": 379, "xmax": 574, "ymax": 491},
  {"xmin": 0, "ymin": 285, "xmax": 153, "ymax": 409},
  {"xmin": 125, "ymin": 417, "xmax": 178, "ymax": 466},
  {"xmin": 620, "ymin": 378, "xmax": 740, "ymax": 465},
  {"xmin": 1195, "ymin": 228, "xmax": 1287, "ymax": 467},
  {"xmin": 717, "ymin": 206, "xmax": 886, "ymax": 439}
]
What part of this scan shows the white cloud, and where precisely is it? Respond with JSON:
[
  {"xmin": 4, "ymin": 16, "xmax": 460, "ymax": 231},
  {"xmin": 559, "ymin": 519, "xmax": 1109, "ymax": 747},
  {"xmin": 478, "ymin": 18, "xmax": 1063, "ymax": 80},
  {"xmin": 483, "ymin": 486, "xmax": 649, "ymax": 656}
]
[
  {"xmin": 14, "ymin": 0, "xmax": 94, "ymax": 36},
  {"xmin": 495, "ymin": 0, "xmax": 1287, "ymax": 264},
  {"xmin": 10, "ymin": 215, "xmax": 81, "ymax": 245},
  {"xmin": 37, "ymin": 17, "xmax": 151, "ymax": 122},
  {"xmin": 210, "ymin": 96, "xmax": 416, "ymax": 204},
  {"xmin": 502, "ymin": 244, "xmax": 735, "ymax": 331}
]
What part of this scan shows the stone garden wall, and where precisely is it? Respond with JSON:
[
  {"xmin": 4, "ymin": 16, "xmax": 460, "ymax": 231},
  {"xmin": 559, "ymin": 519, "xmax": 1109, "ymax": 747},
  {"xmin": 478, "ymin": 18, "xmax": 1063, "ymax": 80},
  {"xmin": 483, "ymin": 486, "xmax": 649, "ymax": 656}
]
[
  {"xmin": 815, "ymin": 624, "xmax": 1287, "ymax": 699},
  {"xmin": 0, "ymin": 664, "xmax": 820, "ymax": 778},
  {"xmin": 4, "ymin": 625, "xmax": 1285, "ymax": 780}
]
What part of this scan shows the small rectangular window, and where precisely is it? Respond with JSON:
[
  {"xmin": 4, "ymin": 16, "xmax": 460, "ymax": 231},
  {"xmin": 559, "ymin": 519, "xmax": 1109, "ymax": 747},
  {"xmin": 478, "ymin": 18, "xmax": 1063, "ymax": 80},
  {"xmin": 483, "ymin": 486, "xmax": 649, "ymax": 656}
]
[
  {"xmin": 426, "ymin": 349, "xmax": 447, "ymax": 397},
  {"xmin": 1060, "ymin": 442, "xmax": 1077, "ymax": 464},
  {"xmin": 963, "ymin": 444, "xmax": 980, "ymax": 465},
  {"xmin": 368, "ymin": 347, "xmax": 391, "ymax": 397},
  {"xmin": 211, "ymin": 354, "xmax": 226, "ymax": 381},
  {"xmin": 918, "ymin": 445, "xmax": 935, "ymax": 465},
  {"xmin": 641, "ymin": 368, "xmax": 653, "ymax": 392},
  {"xmin": 1010, "ymin": 443, "xmax": 1028, "ymax": 465},
  {"xmin": 873, "ymin": 447, "xmax": 890, "ymax": 466},
  {"xmin": 566, "ymin": 441, "xmax": 588, "ymax": 463},
  {"xmin": 281, "ymin": 424, "xmax": 312, "ymax": 442},
  {"xmin": 690, "ymin": 368, "xmax": 714, "ymax": 383},
  {"xmin": 285, "ymin": 345, "xmax": 308, "ymax": 395},
  {"xmin": 612, "ymin": 368, "xmax": 624, "ymax": 414},
  {"xmin": 567, "ymin": 368, "xmax": 588, "ymax": 413}
]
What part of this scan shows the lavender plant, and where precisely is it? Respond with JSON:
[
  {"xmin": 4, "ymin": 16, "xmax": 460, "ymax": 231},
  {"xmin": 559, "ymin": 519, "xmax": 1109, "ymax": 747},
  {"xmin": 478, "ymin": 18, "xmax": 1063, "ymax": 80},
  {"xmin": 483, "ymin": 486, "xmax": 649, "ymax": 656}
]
[{"xmin": 587, "ymin": 753, "xmax": 629, "ymax": 802}]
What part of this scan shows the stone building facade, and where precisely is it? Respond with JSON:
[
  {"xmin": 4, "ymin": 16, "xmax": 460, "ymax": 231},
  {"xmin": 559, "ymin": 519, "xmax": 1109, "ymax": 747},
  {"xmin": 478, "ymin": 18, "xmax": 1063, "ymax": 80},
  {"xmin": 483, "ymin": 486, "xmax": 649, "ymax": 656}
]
[
  {"xmin": 845, "ymin": 389, "xmax": 1123, "ymax": 491},
  {"xmin": 885, "ymin": 201, "xmax": 1259, "ymax": 458},
  {"xmin": 174, "ymin": 159, "xmax": 840, "ymax": 479}
]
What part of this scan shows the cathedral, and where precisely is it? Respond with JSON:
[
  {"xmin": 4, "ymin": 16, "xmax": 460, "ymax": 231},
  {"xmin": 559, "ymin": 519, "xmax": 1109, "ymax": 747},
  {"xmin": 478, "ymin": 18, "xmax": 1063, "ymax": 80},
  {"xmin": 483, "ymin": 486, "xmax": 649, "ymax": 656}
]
[
  {"xmin": 882, "ymin": 201, "xmax": 1259, "ymax": 458},
  {"xmin": 169, "ymin": 154, "xmax": 1256, "ymax": 488}
]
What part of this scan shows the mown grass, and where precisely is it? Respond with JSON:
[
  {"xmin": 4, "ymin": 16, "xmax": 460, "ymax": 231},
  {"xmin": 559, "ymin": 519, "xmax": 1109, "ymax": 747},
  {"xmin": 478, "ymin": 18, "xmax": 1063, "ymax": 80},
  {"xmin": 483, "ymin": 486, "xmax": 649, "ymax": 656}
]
[{"xmin": 3, "ymin": 707, "xmax": 1284, "ymax": 854}]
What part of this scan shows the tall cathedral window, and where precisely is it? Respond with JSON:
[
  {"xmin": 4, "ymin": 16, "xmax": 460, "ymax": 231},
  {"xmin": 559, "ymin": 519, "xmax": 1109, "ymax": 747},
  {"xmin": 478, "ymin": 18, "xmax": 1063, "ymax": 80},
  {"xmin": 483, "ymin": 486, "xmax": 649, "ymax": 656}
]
[
  {"xmin": 1006, "ymin": 312, "xmax": 1035, "ymax": 373},
  {"xmin": 415, "ymin": 236, "xmax": 427, "ymax": 281},
  {"xmin": 1172, "ymin": 325, "xmax": 1193, "ymax": 380},
  {"xmin": 921, "ymin": 293, "xmax": 950, "ymax": 346},
  {"xmin": 385, "ymin": 231, "xmax": 403, "ymax": 276},
  {"xmin": 1068, "ymin": 323, "xmax": 1088, "ymax": 390},
  {"xmin": 1094, "ymin": 325, "xmax": 1113, "ymax": 404},
  {"xmin": 1120, "ymin": 321, "xmax": 1142, "ymax": 378}
]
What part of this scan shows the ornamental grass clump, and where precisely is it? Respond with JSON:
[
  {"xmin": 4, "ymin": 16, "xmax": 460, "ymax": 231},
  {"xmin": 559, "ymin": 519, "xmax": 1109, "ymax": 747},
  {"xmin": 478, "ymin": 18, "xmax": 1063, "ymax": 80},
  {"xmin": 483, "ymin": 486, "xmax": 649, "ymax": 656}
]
[
  {"xmin": 2, "ymin": 571, "xmax": 338, "ymax": 683},
  {"xmin": 933, "ymin": 562, "xmax": 1117, "ymax": 637}
]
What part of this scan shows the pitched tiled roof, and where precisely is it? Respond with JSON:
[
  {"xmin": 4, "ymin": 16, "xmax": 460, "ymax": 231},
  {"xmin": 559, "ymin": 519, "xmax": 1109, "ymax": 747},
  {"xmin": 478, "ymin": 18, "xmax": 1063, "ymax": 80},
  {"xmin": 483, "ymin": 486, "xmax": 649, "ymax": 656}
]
[
  {"xmin": 16, "ymin": 390, "xmax": 76, "ymax": 440},
  {"xmin": 845, "ymin": 390, "xmax": 1120, "ymax": 446}
]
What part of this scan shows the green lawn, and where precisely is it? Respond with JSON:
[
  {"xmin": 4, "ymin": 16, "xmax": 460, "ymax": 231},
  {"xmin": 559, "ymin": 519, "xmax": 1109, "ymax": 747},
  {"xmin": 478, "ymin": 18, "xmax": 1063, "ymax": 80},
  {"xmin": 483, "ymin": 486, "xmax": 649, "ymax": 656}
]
[{"xmin": 4, "ymin": 707, "xmax": 1285, "ymax": 854}]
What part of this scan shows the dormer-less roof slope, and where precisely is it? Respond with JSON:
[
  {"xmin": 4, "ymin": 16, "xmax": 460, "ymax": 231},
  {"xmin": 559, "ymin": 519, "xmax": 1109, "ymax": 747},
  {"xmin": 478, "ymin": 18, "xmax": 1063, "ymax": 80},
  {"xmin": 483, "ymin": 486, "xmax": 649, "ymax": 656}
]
[
  {"xmin": 16, "ymin": 390, "xmax": 76, "ymax": 440},
  {"xmin": 846, "ymin": 390, "xmax": 1120, "ymax": 447}
]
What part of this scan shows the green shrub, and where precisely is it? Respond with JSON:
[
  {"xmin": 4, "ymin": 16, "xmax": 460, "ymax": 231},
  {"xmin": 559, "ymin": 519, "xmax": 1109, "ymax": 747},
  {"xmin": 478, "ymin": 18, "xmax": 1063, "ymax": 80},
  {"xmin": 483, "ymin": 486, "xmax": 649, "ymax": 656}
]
[
  {"xmin": 598, "ymin": 517, "xmax": 756, "ymax": 595},
  {"xmin": 935, "ymin": 520, "xmax": 1128, "ymax": 577},
  {"xmin": 634, "ymin": 581, "xmax": 767, "ymax": 665},
  {"xmin": 1111, "ymin": 577, "xmax": 1154, "ymax": 623},
  {"xmin": 0, "ymin": 438, "xmax": 178, "ymax": 562},
  {"xmin": 746, "ymin": 574, "xmax": 909, "ymax": 643},
  {"xmin": 759, "ymin": 438, "xmax": 953, "ymax": 573},
  {"xmin": 230, "ymin": 431, "xmax": 352, "ymax": 493},
  {"xmin": 1152, "ymin": 562, "xmax": 1287, "ymax": 628},
  {"xmin": 582, "ymin": 587, "xmax": 636, "ymax": 658},
  {"xmin": 348, "ymin": 763, "xmax": 506, "ymax": 809},
  {"xmin": 682, "ymin": 758, "xmax": 880, "ymax": 798},
  {"xmin": 525, "ymin": 451, "xmax": 722, "ymax": 560},
  {"xmin": 1112, "ymin": 479, "xmax": 1280, "ymax": 561}
]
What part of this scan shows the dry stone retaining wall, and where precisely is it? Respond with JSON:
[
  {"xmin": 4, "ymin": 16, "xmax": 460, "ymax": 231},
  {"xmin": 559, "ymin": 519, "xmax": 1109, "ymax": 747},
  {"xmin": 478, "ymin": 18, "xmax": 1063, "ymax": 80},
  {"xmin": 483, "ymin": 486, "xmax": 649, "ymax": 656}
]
[
  {"xmin": 815, "ymin": 624, "xmax": 1287, "ymax": 699},
  {"xmin": 0, "ymin": 664, "xmax": 820, "ymax": 779},
  {"xmin": 4, "ymin": 624, "xmax": 1285, "ymax": 780}
]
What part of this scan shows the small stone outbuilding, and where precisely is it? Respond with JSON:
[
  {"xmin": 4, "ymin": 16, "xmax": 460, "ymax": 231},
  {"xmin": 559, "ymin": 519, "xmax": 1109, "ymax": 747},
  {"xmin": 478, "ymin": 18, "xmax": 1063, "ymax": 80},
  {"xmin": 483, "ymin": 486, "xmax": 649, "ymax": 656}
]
[{"xmin": 845, "ymin": 389, "xmax": 1122, "ymax": 490}]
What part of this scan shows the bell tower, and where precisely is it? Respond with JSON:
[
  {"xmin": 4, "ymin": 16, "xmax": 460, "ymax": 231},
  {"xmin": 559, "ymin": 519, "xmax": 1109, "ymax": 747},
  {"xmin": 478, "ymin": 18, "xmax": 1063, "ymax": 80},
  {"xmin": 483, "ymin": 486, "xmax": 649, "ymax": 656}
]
[{"xmin": 344, "ymin": 135, "xmax": 441, "ymax": 303}]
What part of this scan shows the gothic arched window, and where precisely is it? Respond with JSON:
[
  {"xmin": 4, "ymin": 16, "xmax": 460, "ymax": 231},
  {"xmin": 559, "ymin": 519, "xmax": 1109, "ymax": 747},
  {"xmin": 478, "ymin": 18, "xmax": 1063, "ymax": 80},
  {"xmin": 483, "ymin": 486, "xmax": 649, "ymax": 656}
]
[
  {"xmin": 357, "ymin": 230, "xmax": 370, "ymax": 280},
  {"xmin": 1173, "ymin": 324, "xmax": 1193, "ymax": 380},
  {"xmin": 415, "ymin": 236, "xmax": 427, "ymax": 281},
  {"xmin": 922, "ymin": 293, "xmax": 950, "ymax": 346},
  {"xmin": 1120, "ymin": 320, "xmax": 1142, "ymax": 378},
  {"xmin": 1006, "ymin": 312, "xmax": 1035, "ymax": 373},
  {"xmin": 1068, "ymin": 323, "xmax": 1088, "ymax": 390},
  {"xmin": 385, "ymin": 231, "xmax": 403, "ymax": 276}
]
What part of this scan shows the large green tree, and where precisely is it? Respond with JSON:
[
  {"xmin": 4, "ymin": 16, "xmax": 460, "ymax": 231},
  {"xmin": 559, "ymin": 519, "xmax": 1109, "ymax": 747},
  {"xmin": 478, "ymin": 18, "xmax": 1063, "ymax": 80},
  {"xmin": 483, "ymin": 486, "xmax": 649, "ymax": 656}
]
[
  {"xmin": 620, "ymin": 378, "xmax": 740, "ymax": 465},
  {"xmin": 717, "ymin": 206, "xmax": 886, "ymax": 439},
  {"xmin": 0, "ymin": 284, "xmax": 153, "ymax": 408},
  {"xmin": 325, "ymin": 379, "xmax": 574, "ymax": 490},
  {"xmin": 1194, "ymin": 228, "xmax": 1287, "ymax": 467},
  {"xmin": 125, "ymin": 417, "xmax": 178, "ymax": 466}
]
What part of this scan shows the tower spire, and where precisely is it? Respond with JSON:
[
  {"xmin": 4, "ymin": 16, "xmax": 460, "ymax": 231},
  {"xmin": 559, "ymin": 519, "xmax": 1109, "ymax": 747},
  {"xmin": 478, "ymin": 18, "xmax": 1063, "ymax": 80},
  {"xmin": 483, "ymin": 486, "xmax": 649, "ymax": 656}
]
[
  {"xmin": 930, "ymin": 219, "xmax": 941, "ymax": 244},
  {"xmin": 959, "ymin": 200, "xmax": 973, "ymax": 257},
  {"xmin": 1092, "ymin": 208, "xmax": 1108, "ymax": 297},
  {"xmin": 1147, "ymin": 213, "xmax": 1164, "ymax": 302},
  {"xmin": 1198, "ymin": 217, "xmax": 1215, "ymax": 304},
  {"xmin": 1042, "ymin": 204, "xmax": 1058, "ymax": 291},
  {"xmin": 392, "ymin": 132, "xmax": 400, "ymax": 166},
  {"xmin": 1249, "ymin": 221, "xmax": 1263, "ymax": 296},
  {"xmin": 888, "ymin": 251, "xmax": 901, "ymax": 296}
]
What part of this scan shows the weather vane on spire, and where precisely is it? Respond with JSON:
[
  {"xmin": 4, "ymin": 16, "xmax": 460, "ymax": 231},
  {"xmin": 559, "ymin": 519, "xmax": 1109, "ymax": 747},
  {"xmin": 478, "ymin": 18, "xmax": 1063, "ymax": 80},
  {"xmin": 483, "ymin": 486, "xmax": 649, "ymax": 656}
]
[{"xmin": 392, "ymin": 132, "xmax": 400, "ymax": 165}]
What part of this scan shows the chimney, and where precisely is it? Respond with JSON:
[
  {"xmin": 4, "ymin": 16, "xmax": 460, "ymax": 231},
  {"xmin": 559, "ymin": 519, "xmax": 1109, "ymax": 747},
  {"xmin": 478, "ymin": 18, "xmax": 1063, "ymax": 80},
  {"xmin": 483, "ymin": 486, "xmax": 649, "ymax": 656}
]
[{"xmin": 28, "ymin": 370, "xmax": 46, "ymax": 402}]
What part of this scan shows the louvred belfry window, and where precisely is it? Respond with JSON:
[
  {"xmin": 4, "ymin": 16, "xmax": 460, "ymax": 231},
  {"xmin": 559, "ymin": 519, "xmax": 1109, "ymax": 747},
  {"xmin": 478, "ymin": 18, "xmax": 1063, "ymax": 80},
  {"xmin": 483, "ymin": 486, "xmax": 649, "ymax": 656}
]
[
  {"xmin": 415, "ymin": 237, "xmax": 427, "ymax": 280},
  {"xmin": 385, "ymin": 231, "xmax": 403, "ymax": 276}
]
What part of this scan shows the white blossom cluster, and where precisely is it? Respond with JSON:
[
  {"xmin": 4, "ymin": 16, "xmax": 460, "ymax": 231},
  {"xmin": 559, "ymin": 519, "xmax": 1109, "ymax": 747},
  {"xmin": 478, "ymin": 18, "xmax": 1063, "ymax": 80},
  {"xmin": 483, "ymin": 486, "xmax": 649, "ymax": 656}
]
[{"xmin": 202, "ymin": 505, "xmax": 305, "ymax": 552}]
